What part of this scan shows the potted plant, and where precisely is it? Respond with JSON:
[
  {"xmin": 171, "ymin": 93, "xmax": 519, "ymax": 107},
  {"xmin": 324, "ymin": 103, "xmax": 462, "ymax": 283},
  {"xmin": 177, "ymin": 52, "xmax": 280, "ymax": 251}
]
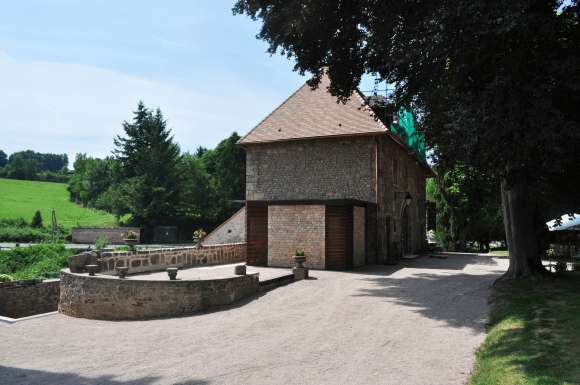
[
  {"xmin": 192, "ymin": 228, "xmax": 206, "ymax": 249},
  {"xmin": 293, "ymin": 248, "xmax": 306, "ymax": 268},
  {"xmin": 123, "ymin": 230, "xmax": 139, "ymax": 253}
]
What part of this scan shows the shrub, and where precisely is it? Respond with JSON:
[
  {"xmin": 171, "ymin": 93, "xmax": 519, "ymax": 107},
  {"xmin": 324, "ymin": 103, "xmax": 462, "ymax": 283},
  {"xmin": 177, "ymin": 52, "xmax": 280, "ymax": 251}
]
[
  {"xmin": 94, "ymin": 236, "xmax": 109, "ymax": 250},
  {"xmin": 0, "ymin": 226, "xmax": 50, "ymax": 242},
  {"xmin": 0, "ymin": 244, "xmax": 73, "ymax": 280},
  {"xmin": 0, "ymin": 273, "xmax": 13, "ymax": 282},
  {"xmin": 30, "ymin": 210, "xmax": 43, "ymax": 228},
  {"xmin": 555, "ymin": 261, "xmax": 568, "ymax": 273}
]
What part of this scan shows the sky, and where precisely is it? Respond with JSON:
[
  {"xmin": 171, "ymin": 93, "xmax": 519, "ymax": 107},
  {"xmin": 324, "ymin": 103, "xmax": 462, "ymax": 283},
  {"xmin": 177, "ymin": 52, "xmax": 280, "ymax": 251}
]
[{"xmin": 0, "ymin": 0, "xmax": 381, "ymax": 166}]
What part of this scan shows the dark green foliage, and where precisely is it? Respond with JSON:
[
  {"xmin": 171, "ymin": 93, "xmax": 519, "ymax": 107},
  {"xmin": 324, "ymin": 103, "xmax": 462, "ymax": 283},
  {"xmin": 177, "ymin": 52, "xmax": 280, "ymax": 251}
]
[
  {"xmin": 65, "ymin": 103, "xmax": 246, "ymax": 239},
  {"xmin": 67, "ymin": 154, "xmax": 121, "ymax": 209},
  {"xmin": 1, "ymin": 150, "xmax": 69, "ymax": 182},
  {"xmin": 0, "ymin": 244, "xmax": 73, "ymax": 280},
  {"xmin": 200, "ymin": 132, "xmax": 246, "ymax": 223},
  {"xmin": 0, "ymin": 150, "xmax": 7, "ymax": 167},
  {"xmin": 234, "ymin": 0, "xmax": 580, "ymax": 277},
  {"xmin": 430, "ymin": 164, "xmax": 504, "ymax": 252},
  {"xmin": 113, "ymin": 101, "xmax": 182, "ymax": 228},
  {"xmin": 0, "ymin": 218, "xmax": 52, "ymax": 242},
  {"xmin": 30, "ymin": 210, "xmax": 43, "ymax": 228}
]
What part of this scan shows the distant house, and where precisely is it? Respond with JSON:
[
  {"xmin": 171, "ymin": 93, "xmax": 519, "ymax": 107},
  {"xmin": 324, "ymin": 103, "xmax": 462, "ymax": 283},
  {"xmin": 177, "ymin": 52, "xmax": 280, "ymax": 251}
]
[{"xmin": 238, "ymin": 73, "xmax": 433, "ymax": 270}]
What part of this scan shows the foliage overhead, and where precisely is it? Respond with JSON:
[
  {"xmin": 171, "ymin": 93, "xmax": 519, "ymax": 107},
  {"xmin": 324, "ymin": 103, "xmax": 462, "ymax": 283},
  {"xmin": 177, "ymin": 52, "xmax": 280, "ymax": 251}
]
[{"xmin": 234, "ymin": 0, "xmax": 580, "ymax": 218}]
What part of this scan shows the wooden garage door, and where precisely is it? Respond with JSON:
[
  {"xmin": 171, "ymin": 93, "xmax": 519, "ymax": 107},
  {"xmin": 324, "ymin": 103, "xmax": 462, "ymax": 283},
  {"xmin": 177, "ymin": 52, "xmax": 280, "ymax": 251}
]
[
  {"xmin": 325, "ymin": 205, "xmax": 353, "ymax": 270},
  {"xmin": 246, "ymin": 202, "xmax": 268, "ymax": 266}
]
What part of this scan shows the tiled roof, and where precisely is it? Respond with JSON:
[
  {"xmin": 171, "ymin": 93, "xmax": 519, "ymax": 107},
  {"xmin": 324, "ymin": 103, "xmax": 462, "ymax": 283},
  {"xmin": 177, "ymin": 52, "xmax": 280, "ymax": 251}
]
[{"xmin": 238, "ymin": 74, "xmax": 387, "ymax": 144}]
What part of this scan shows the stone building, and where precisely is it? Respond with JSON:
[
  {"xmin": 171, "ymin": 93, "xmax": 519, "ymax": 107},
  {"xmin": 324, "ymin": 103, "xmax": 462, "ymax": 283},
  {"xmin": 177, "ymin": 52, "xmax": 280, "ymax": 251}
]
[{"xmin": 238, "ymin": 74, "xmax": 433, "ymax": 270}]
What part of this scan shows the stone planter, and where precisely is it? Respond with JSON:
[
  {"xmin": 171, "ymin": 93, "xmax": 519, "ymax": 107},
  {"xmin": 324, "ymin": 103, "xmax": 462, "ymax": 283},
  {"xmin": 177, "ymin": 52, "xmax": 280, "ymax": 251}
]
[
  {"xmin": 167, "ymin": 267, "xmax": 178, "ymax": 280},
  {"xmin": 123, "ymin": 238, "xmax": 139, "ymax": 253},
  {"xmin": 235, "ymin": 264, "xmax": 246, "ymax": 275},
  {"xmin": 86, "ymin": 264, "xmax": 98, "ymax": 276},
  {"xmin": 116, "ymin": 266, "xmax": 129, "ymax": 278},
  {"xmin": 293, "ymin": 255, "xmax": 306, "ymax": 268}
]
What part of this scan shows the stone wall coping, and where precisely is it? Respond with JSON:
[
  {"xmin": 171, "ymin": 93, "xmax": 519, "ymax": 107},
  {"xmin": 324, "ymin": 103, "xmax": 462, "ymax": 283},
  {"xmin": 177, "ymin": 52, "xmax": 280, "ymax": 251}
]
[
  {"xmin": 100, "ymin": 242, "xmax": 246, "ymax": 258},
  {"xmin": 0, "ymin": 279, "xmax": 59, "ymax": 288},
  {"xmin": 60, "ymin": 268, "xmax": 258, "ymax": 283}
]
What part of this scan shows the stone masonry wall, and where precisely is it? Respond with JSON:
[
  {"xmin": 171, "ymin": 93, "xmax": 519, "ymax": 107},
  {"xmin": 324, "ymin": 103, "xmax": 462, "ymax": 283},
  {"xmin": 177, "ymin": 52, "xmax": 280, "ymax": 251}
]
[
  {"xmin": 245, "ymin": 137, "xmax": 376, "ymax": 202},
  {"xmin": 0, "ymin": 279, "xmax": 59, "ymax": 319},
  {"xmin": 376, "ymin": 135, "xmax": 427, "ymax": 260},
  {"xmin": 71, "ymin": 227, "xmax": 141, "ymax": 244},
  {"xmin": 268, "ymin": 205, "xmax": 325, "ymax": 269},
  {"xmin": 203, "ymin": 207, "xmax": 246, "ymax": 245},
  {"xmin": 59, "ymin": 270, "xmax": 259, "ymax": 320},
  {"xmin": 98, "ymin": 243, "xmax": 246, "ymax": 275}
]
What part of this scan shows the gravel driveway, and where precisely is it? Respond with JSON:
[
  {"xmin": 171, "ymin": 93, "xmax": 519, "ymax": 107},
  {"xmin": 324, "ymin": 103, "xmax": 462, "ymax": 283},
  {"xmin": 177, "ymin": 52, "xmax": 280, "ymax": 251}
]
[{"xmin": 0, "ymin": 254, "xmax": 507, "ymax": 385}]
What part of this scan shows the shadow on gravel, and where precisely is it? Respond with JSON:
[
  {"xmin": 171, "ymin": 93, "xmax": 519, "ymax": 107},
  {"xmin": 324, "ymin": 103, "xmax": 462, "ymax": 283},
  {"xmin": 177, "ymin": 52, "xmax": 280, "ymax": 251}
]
[
  {"xmin": 350, "ymin": 255, "xmax": 507, "ymax": 331},
  {"xmin": 0, "ymin": 366, "xmax": 210, "ymax": 385}
]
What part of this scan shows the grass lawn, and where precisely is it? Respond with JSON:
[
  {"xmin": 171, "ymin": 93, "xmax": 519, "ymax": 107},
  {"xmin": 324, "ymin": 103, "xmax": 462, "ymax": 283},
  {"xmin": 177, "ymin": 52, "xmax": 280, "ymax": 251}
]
[
  {"xmin": 0, "ymin": 178, "xmax": 117, "ymax": 230},
  {"xmin": 470, "ymin": 273, "xmax": 580, "ymax": 385},
  {"xmin": 489, "ymin": 249, "xmax": 510, "ymax": 257}
]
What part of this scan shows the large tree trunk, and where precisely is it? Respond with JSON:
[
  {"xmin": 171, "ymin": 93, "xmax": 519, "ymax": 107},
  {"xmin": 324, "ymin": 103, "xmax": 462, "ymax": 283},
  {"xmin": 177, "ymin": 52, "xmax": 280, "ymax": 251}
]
[{"xmin": 500, "ymin": 171, "xmax": 548, "ymax": 279}]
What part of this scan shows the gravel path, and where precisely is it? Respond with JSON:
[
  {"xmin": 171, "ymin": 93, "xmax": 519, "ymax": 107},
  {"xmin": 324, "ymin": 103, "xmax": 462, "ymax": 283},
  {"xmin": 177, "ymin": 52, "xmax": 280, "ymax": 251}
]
[{"xmin": 0, "ymin": 254, "xmax": 507, "ymax": 385}]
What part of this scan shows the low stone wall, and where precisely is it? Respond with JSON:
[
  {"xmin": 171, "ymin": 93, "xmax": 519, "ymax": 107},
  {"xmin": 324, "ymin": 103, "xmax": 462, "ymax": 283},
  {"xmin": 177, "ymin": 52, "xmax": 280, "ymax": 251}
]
[
  {"xmin": 71, "ymin": 227, "xmax": 141, "ymax": 244},
  {"xmin": 98, "ymin": 243, "xmax": 246, "ymax": 275},
  {"xmin": 0, "ymin": 279, "xmax": 59, "ymax": 319},
  {"xmin": 59, "ymin": 270, "xmax": 259, "ymax": 320}
]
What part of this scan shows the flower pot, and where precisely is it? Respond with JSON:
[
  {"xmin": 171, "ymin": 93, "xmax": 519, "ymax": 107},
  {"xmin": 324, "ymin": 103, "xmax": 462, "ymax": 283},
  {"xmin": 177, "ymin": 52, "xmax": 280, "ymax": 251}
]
[
  {"xmin": 123, "ymin": 238, "xmax": 139, "ymax": 253},
  {"xmin": 293, "ymin": 255, "xmax": 306, "ymax": 268},
  {"xmin": 116, "ymin": 266, "xmax": 129, "ymax": 279},
  {"xmin": 167, "ymin": 267, "xmax": 178, "ymax": 280}
]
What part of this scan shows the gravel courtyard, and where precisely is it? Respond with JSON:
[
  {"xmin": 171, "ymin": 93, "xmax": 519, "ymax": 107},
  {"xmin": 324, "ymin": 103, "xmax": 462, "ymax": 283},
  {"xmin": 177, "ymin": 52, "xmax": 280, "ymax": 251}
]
[{"xmin": 0, "ymin": 254, "xmax": 507, "ymax": 385}]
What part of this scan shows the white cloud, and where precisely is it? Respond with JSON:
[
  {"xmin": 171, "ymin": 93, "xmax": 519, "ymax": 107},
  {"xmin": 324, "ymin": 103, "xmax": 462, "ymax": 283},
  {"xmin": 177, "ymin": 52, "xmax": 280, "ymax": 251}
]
[{"xmin": 0, "ymin": 52, "xmax": 295, "ymax": 164}]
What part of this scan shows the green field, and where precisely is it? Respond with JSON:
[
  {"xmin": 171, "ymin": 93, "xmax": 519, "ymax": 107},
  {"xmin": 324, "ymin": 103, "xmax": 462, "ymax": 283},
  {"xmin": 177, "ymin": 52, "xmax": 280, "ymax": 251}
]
[{"xmin": 0, "ymin": 178, "xmax": 117, "ymax": 229}]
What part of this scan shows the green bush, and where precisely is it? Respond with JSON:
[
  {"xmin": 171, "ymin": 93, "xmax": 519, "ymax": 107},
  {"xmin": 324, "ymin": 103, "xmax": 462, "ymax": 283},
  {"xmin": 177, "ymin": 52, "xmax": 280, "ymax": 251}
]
[
  {"xmin": 0, "ymin": 226, "xmax": 50, "ymax": 242},
  {"xmin": 31, "ymin": 210, "xmax": 43, "ymax": 228},
  {"xmin": 0, "ymin": 273, "xmax": 13, "ymax": 282},
  {"xmin": 0, "ymin": 244, "xmax": 74, "ymax": 280},
  {"xmin": 0, "ymin": 217, "xmax": 67, "ymax": 242},
  {"xmin": 94, "ymin": 236, "xmax": 109, "ymax": 250}
]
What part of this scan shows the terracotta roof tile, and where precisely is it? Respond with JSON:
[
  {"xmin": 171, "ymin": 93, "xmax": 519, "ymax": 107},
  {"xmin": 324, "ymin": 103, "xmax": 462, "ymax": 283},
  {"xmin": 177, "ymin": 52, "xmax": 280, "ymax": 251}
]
[{"xmin": 238, "ymin": 74, "xmax": 387, "ymax": 144}]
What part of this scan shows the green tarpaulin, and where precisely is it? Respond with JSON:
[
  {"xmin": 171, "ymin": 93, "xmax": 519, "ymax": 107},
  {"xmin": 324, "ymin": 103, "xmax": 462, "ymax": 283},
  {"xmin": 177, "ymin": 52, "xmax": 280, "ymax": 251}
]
[{"xmin": 389, "ymin": 107, "xmax": 426, "ymax": 162}]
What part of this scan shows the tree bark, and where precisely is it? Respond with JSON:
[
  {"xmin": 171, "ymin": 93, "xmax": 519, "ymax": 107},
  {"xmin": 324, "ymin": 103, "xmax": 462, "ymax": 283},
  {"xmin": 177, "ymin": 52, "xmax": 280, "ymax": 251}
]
[{"xmin": 500, "ymin": 172, "xmax": 548, "ymax": 279}]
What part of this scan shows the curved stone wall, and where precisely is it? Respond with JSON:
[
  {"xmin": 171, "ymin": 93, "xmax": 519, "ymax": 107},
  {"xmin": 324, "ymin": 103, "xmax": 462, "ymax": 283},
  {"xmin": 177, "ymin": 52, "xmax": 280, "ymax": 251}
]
[{"xmin": 59, "ymin": 270, "xmax": 259, "ymax": 320}]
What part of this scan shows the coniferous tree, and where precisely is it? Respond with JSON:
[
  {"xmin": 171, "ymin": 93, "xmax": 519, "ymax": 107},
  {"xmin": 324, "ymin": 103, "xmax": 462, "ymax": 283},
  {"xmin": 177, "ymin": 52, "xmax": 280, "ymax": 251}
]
[
  {"xmin": 30, "ymin": 210, "xmax": 43, "ymax": 228},
  {"xmin": 113, "ymin": 101, "xmax": 182, "ymax": 229}
]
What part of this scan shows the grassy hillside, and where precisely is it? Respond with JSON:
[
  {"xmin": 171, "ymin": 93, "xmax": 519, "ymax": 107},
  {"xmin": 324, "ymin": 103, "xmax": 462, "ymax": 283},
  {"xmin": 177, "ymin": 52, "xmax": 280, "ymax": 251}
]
[{"xmin": 0, "ymin": 178, "xmax": 117, "ymax": 230}]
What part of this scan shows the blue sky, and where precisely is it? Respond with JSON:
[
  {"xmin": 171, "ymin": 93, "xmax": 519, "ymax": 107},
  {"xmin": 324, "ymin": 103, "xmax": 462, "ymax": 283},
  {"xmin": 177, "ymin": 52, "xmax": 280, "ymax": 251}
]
[{"xmin": 0, "ymin": 1, "xmax": 380, "ymax": 164}]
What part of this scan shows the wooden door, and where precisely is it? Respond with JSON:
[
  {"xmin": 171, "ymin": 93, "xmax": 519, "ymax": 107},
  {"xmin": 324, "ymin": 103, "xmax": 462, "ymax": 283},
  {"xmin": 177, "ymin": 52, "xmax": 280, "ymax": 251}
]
[
  {"xmin": 325, "ymin": 205, "xmax": 353, "ymax": 270},
  {"xmin": 246, "ymin": 202, "xmax": 268, "ymax": 266}
]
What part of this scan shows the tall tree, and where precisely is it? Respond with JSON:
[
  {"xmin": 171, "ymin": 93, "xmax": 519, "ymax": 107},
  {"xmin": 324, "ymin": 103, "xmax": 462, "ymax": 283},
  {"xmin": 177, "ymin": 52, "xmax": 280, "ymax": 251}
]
[
  {"xmin": 114, "ymin": 102, "xmax": 182, "ymax": 228},
  {"xmin": 234, "ymin": 0, "xmax": 580, "ymax": 278},
  {"xmin": 202, "ymin": 132, "xmax": 246, "ymax": 223},
  {"xmin": 0, "ymin": 150, "xmax": 7, "ymax": 168}
]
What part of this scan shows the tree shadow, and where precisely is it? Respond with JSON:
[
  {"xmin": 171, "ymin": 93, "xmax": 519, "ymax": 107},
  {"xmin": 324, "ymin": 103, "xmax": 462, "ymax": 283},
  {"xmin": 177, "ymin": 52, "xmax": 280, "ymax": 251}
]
[
  {"xmin": 0, "ymin": 366, "xmax": 210, "ymax": 385},
  {"xmin": 350, "ymin": 254, "xmax": 506, "ymax": 331}
]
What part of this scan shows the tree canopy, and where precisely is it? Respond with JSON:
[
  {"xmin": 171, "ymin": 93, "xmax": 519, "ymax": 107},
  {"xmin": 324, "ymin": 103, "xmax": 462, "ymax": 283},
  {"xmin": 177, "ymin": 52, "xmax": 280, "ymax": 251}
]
[{"xmin": 234, "ymin": 0, "xmax": 580, "ymax": 277}]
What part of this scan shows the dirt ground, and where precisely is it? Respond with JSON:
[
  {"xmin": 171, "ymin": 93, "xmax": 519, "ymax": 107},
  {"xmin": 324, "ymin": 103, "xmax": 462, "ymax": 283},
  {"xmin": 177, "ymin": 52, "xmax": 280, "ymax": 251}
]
[{"xmin": 0, "ymin": 254, "xmax": 507, "ymax": 385}]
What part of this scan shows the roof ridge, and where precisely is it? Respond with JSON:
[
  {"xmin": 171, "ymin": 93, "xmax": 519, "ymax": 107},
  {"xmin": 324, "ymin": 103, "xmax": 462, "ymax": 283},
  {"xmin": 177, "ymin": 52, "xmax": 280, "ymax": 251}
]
[{"xmin": 237, "ymin": 82, "xmax": 309, "ymax": 144}]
